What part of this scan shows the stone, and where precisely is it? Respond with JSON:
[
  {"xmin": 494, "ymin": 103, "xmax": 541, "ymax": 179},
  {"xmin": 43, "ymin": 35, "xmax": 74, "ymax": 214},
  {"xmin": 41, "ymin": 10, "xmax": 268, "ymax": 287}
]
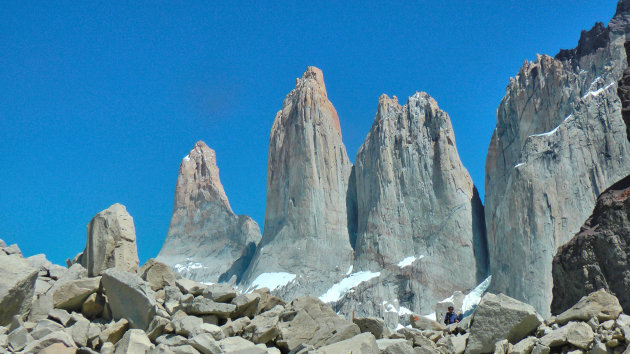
[
  {"xmin": 151, "ymin": 344, "xmax": 176, "ymax": 354},
  {"xmin": 242, "ymin": 305, "xmax": 282, "ymax": 344},
  {"xmin": 552, "ymin": 174, "xmax": 630, "ymax": 315},
  {"xmin": 114, "ymin": 329, "xmax": 153, "ymax": 354},
  {"xmin": 139, "ymin": 258, "xmax": 177, "ymax": 291},
  {"xmin": 354, "ymin": 317, "xmax": 385, "ymax": 339},
  {"xmin": 556, "ymin": 289, "xmax": 623, "ymax": 325},
  {"xmin": 68, "ymin": 314, "xmax": 90, "ymax": 347},
  {"xmin": 352, "ymin": 92, "xmax": 487, "ymax": 317},
  {"xmin": 398, "ymin": 327, "xmax": 437, "ymax": 350},
  {"xmin": 40, "ymin": 342, "xmax": 76, "ymax": 354},
  {"xmin": 276, "ymin": 297, "xmax": 360, "ymax": 352},
  {"xmin": 102, "ymin": 268, "xmax": 158, "ymax": 330},
  {"xmin": 156, "ymin": 334, "xmax": 188, "ymax": 346},
  {"xmin": 591, "ymin": 340, "xmax": 608, "ymax": 354},
  {"xmin": 157, "ymin": 140, "xmax": 261, "ymax": 284},
  {"xmin": 48, "ymin": 308, "xmax": 72, "ymax": 327},
  {"xmin": 187, "ymin": 333, "xmax": 222, "ymax": 354},
  {"xmin": 49, "ymin": 265, "xmax": 67, "ymax": 280},
  {"xmin": 173, "ymin": 315, "xmax": 203, "ymax": 338},
  {"xmin": 409, "ymin": 314, "xmax": 443, "ymax": 331},
  {"xmin": 221, "ymin": 317, "xmax": 250, "ymax": 338},
  {"xmin": 99, "ymin": 318, "xmax": 129, "ymax": 345},
  {"xmin": 187, "ymin": 297, "xmax": 235, "ymax": 318},
  {"xmin": 566, "ymin": 322, "xmax": 595, "ymax": 349},
  {"xmin": 191, "ymin": 323, "xmax": 224, "ymax": 340},
  {"xmin": 376, "ymin": 338, "xmax": 415, "ymax": 354},
  {"xmin": 30, "ymin": 294, "xmax": 54, "ymax": 322},
  {"xmin": 176, "ymin": 278, "xmax": 206, "ymax": 296},
  {"xmin": 80, "ymin": 203, "xmax": 140, "ymax": 276},
  {"xmin": 170, "ymin": 344, "xmax": 202, "ymax": 354},
  {"xmin": 311, "ymin": 332, "xmax": 379, "ymax": 354},
  {"xmin": 494, "ymin": 339, "xmax": 512, "ymax": 354},
  {"xmin": 81, "ymin": 292, "xmax": 104, "ymax": 318},
  {"xmin": 0, "ymin": 254, "xmax": 38, "ymax": 325},
  {"xmin": 31, "ymin": 319, "xmax": 64, "ymax": 340},
  {"xmin": 22, "ymin": 331, "xmax": 77, "ymax": 353},
  {"xmin": 147, "ymin": 316, "xmax": 170, "ymax": 341},
  {"xmin": 531, "ymin": 343, "xmax": 550, "ymax": 354},
  {"xmin": 465, "ymin": 293, "xmax": 542, "ymax": 353},
  {"xmin": 231, "ymin": 293, "xmax": 260, "ymax": 318},
  {"xmin": 444, "ymin": 333, "xmax": 468, "ymax": 354},
  {"xmin": 217, "ymin": 336, "xmax": 267, "ymax": 354},
  {"xmin": 485, "ymin": 9, "xmax": 630, "ymax": 317},
  {"xmin": 252, "ymin": 288, "xmax": 285, "ymax": 315},
  {"xmin": 8, "ymin": 326, "xmax": 32, "ymax": 351},
  {"xmin": 46, "ymin": 264, "xmax": 88, "ymax": 296},
  {"xmin": 100, "ymin": 342, "xmax": 115, "ymax": 354},
  {"xmin": 52, "ymin": 277, "xmax": 101, "ymax": 311},
  {"xmin": 242, "ymin": 67, "xmax": 355, "ymax": 299},
  {"xmin": 512, "ymin": 336, "xmax": 537, "ymax": 354},
  {"xmin": 202, "ymin": 284, "xmax": 237, "ymax": 303}
]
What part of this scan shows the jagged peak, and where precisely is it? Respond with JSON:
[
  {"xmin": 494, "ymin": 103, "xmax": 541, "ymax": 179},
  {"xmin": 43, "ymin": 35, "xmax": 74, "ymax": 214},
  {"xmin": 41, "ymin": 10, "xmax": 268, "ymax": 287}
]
[
  {"xmin": 177, "ymin": 140, "xmax": 231, "ymax": 212},
  {"xmin": 294, "ymin": 66, "xmax": 327, "ymax": 96}
]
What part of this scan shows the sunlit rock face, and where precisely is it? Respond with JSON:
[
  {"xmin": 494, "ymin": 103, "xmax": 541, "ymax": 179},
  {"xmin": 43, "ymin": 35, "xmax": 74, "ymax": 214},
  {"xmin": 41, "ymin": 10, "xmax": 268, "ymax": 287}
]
[
  {"xmin": 341, "ymin": 92, "xmax": 487, "ymax": 321},
  {"xmin": 484, "ymin": 3, "xmax": 630, "ymax": 317},
  {"xmin": 241, "ymin": 67, "xmax": 355, "ymax": 298},
  {"xmin": 157, "ymin": 141, "xmax": 261, "ymax": 283}
]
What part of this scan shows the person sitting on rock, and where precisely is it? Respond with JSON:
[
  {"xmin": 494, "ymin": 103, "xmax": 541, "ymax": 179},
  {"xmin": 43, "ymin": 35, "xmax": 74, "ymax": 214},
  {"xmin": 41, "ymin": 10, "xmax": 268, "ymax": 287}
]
[{"xmin": 444, "ymin": 306, "xmax": 459, "ymax": 325}]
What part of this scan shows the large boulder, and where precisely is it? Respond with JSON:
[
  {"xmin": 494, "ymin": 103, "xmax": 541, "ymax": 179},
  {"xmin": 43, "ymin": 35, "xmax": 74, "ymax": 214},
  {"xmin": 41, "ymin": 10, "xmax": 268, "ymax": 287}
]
[
  {"xmin": 465, "ymin": 293, "xmax": 542, "ymax": 353},
  {"xmin": 555, "ymin": 289, "xmax": 623, "ymax": 325},
  {"xmin": 0, "ymin": 254, "xmax": 38, "ymax": 325},
  {"xmin": 114, "ymin": 329, "xmax": 153, "ymax": 353},
  {"xmin": 80, "ymin": 203, "xmax": 140, "ymax": 276},
  {"xmin": 101, "ymin": 268, "xmax": 157, "ymax": 330},
  {"xmin": 52, "ymin": 277, "xmax": 101, "ymax": 311},
  {"xmin": 276, "ymin": 296, "xmax": 360, "ymax": 352},
  {"xmin": 139, "ymin": 258, "xmax": 177, "ymax": 291}
]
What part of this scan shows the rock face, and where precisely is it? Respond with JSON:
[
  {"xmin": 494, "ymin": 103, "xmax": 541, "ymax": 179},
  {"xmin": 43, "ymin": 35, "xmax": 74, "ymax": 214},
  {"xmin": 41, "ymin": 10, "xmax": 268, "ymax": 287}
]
[
  {"xmin": 157, "ymin": 141, "xmax": 262, "ymax": 283},
  {"xmin": 242, "ymin": 67, "xmax": 355, "ymax": 297},
  {"xmin": 79, "ymin": 203, "xmax": 139, "ymax": 277},
  {"xmin": 350, "ymin": 92, "xmax": 487, "ymax": 315},
  {"xmin": 484, "ymin": 4, "xmax": 630, "ymax": 317},
  {"xmin": 552, "ymin": 39, "xmax": 630, "ymax": 316}
]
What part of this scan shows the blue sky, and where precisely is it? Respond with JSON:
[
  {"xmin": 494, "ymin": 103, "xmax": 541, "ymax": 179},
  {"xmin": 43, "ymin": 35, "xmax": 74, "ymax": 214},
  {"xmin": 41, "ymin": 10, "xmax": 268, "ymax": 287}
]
[{"xmin": 0, "ymin": 1, "xmax": 618, "ymax": 265}]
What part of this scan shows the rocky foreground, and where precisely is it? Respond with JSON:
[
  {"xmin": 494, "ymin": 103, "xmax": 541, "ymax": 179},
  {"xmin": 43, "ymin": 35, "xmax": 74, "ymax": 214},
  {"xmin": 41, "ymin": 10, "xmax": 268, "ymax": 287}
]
[{"xmin": 1, "ymin": 206, "xmax": 630, "ymax": 353}]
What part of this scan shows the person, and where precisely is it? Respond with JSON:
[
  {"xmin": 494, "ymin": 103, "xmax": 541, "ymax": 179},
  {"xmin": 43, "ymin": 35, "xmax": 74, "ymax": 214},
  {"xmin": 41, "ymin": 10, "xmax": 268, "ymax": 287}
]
[{"xmin": 444, "ymin": 306, "xmax": 459, "ymax": 325}]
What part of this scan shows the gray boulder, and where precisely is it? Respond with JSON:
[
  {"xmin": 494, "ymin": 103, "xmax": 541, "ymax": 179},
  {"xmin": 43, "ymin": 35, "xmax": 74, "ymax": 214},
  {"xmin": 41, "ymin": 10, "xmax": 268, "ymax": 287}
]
[
  {"xmin": 22, "ymin": 331, "xmax": 76, "ymax": 353},
  {"xmin": 52, "ymin": 277, "xmax": 101, "ymax": 311},
  {"xmin": 187, "ymin": 297, "xmax": 236, "ymax": 319},
  {"xmin": 0, "ymin": 254, "xmax": 38, "ymax": 325},
  {"xmin": 139, "ymin": 258, "xmax": 177, "ymax": 291},
  {"xmin": 465, "ymin": 293, "xmax": 542, "ymax": 353},
  {"xmin": 354, "ymin": 317, "xmax": 385, "ymax": 339},
  {"xmin": 276, "ymin": 296, "xmax": 360, "ymax": 352},
  {"xmin": 102, "ymin": 268, "xmax": 157, "ymax": 330},
  {"xmin": 187, "ymin": 333, "xmax": 221, "ymax": 354},
  {"xmin": 80, "ymin": 203, "xmax": 140, "ymax": 276},
  {"xmin": 376, "ymin": 338, "xmax": 415, "ymax": 354},
  {"xmin": 556, "ymin": 289, "xmax": 622, "ymax": 325},
  {"xmin": 311, "ymin": 332, "xmax": 379, "ymax": 354},
  {"xmin": 114, "ymin": 329, "xmax": 154, "ymax": 354},
  {"xmin": 173, "ymin": 315, "xmax": 203, "ymax": 338},
  {"xmin": 217, "ymin": 336, "xmax": 266, "ymax": 354},
  {"xmin": 242, "ymin": 305, "xmax": 282, "ymax": 344}
]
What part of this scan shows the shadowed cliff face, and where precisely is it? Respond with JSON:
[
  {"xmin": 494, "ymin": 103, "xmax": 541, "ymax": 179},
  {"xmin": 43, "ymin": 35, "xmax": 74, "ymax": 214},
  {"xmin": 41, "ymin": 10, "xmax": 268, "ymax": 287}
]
[
  {"xmin": 485, "ymin": 3, "xmax": 630, "ymax": 317},
  {"xmin": 241, "ymin": 67, "xmax": 355, "ymax": 298},
  {"xmin": 157, "ymin": 141, "xmax": 261, "ymax": 283}
]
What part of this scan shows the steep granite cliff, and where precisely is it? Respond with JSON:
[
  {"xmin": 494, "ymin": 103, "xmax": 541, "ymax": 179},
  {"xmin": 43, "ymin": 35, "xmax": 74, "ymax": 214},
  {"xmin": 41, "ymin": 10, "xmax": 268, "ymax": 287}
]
[
  {"xmin": 157, "ymin": 141, "xmax": 261, "ymax": 283},
  {"xmin": 241, "ymin": 67, "xmax": 355, "ymax": 297},
  {"xmin": 329, "ymin": 92, "xmax": 487, "ymax": 322},
  {"xmin": 485, "ymin": 3, "xmax": 630, "ymax": 317}
]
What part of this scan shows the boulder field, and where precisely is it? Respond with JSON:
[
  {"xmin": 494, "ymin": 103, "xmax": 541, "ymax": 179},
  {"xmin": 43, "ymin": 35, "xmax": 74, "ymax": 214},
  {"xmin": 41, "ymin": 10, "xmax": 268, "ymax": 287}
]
[{"xmin": 0, "ymin": 204, "xmax": 629, "ymax": 353}]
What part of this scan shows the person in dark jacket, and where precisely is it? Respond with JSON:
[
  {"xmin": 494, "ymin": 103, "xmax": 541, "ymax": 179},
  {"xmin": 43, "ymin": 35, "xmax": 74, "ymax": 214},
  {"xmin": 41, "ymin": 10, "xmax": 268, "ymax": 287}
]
[{"xmin": 444, "ymin": 306, "xmax": 459, "ymax": 325}]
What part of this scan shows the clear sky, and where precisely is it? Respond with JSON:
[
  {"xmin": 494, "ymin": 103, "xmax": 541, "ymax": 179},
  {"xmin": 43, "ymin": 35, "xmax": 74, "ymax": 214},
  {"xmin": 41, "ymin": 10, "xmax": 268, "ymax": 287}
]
[{"xmin": 0, "ymin": 1, "xmax": 619, "ymax": 266}]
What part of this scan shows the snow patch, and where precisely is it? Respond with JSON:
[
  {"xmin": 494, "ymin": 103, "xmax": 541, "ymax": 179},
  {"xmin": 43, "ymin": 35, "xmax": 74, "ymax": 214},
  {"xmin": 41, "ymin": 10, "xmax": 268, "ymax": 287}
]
[
  {"xmin": 530, "ymin": 114, "xmax": 573, "ymax": 138},
  {"xmin": 423, "ymin": 312, "xmax": 436, "ymax": 320},
  {"xmin": 173, "ymin": 260, "xmax": 206, "ymax": 274},
  {"xmin": 399, "ymin": 306, "xmax": 413, "ymax": 316},
  {"xmin": 582, "ymin": 81, "xmax": 615, "ymax": 99},
  {"xmin": 462, "ymin": 275, "xmax": 492, "ymax": 315},
  {"xmin": 183, "ymin": 154, "xmax": 190, "ymax": 161},
  {"xmin": 514, "ymin": 162, "xmax": 525, "ymax": 168},
  {"xmin": 319, "ymin": 271, "xmax": 381, "ymax": 303},
  {"xmin": 346, "ymin": 265, "xmax": 353, "ymax": 275},
  {"xmin": 397, "ymin": 255, "xmax": 424, "ymax": 268},
  {"xmin": 246, "ymin": 272, "xmax": 296, "ymax": 292}
]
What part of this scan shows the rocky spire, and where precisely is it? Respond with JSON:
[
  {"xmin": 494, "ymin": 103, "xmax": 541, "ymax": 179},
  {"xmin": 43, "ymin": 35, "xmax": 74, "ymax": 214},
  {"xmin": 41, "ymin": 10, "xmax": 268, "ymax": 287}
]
[
  {"xmin": 241, "ymin": 66, "xmax": 354, "ymax": 297},
  {"xmin": 484, "ymin": 3, "xmax": 630, "ymax": 317},
  {"xmin": 157, "ymin": 141, "xmax": 261, "ymax": 283},
  {"xmin": 349, "ymin": 91, "xmax": 487, "ymax": 314}
]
